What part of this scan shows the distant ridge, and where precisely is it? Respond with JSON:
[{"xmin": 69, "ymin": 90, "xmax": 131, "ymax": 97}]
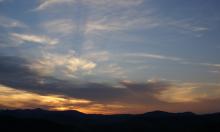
[
  {"xmin": 0, "ymin": 109, "xmax": 220, "ymax": 132},
  {"xmin": 1, "ymin": 108, "xmax": 219, "ymax": 117},
  {"xmin": 142, "ymin": 110, "xmax": 196, "ymax": 117}
]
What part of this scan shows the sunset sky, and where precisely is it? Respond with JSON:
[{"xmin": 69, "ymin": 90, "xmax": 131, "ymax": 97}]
[{"xmin": 0, "ymin": 0, "xmax": 220, "ymax": 114}]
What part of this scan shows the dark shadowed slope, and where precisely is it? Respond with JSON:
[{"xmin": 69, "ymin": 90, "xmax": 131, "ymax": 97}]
[{"xmin": 0, "ymin": 109, "xmax": 220, "ymax": 132}]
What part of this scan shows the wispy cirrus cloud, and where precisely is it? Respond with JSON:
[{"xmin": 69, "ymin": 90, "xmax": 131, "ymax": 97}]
[
  {"xmin": 210, "ymin": 70, "xmax": 220, "ymax": 74},
  {"xmin": 96, "ymin": 64, "xmax": 127, "ymax": 79},
  {"xmin": 84, "ymin": 0, "xmax": 144, "ymax": 7},
  {"xmin": 182, "ymin": 62, "xmax": 220, "ymax": 71},
  {"xmin": 36, "ymin": 0, "xmax": 144, "ymax": 11},
  {"xmin": 166, "ymin": 18, "xmax": 209, "ymax": 36},
  {"xmin": 42, "ymin": 19, "xmax": 76, "ymax": 35},
  {"xmin": 123, "ymin": 53, "xmax": 183, "ymax": 62},
  {"xmin": 200, "ymin": 63, "xmax": 220, "ymax": 68},
  {"xmin": 85, "ymin": 16, "xmax": 159, "ymax": 34},
  {"xmin": 35, "ymin": 0, "xmax": 209, "ymax": 39},
  {"xmin": 167, "ymin": 19, "xmax": 209, "ymax": 32},
  {"xmin": 11, "ymin": 33, "xmax": 59, "ymax": 45},
  {"xmin": 0, "ymin": 16, "xmax": 27, "ymax": 28},
  {"xmin": 82, "ymin": 51, "xmax": 110, "ymax": 62},
  {"xmin": 36, "ymin": 0, "xmax": 76, "ymax": 10}
]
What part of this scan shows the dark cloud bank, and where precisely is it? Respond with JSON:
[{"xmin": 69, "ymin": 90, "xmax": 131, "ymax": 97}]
[
  {"xmin": 1, "ymin": 55, "xmax": 220, "ymax": 114},
  {"xmin": 0, "ymin": 55, "xmax": 169, "ymax": 104}
]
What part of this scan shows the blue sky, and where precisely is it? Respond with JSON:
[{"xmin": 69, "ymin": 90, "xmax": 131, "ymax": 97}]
[{"xmin": 0, "ymin": 0, "xmax": 220, "ymax": 114}]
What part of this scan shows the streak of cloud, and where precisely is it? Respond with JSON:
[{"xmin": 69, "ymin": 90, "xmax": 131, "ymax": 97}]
[{"xmin": 11, "ymin": 33, "xmax": 59, "ymax": 45}]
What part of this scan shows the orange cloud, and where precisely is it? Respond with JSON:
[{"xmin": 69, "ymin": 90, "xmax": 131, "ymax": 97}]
[
  {"xmin": 0, "ymin": 84, "xmax": 131, "ymax": 114},
  {"xmin": 0, "ymin": 84, "xmax": 91, "ymax": 111}
]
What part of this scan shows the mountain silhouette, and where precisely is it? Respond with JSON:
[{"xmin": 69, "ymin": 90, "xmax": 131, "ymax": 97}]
[{"xmin": 0, "ymin": 109, "xmax": 219, "ymax": 132}]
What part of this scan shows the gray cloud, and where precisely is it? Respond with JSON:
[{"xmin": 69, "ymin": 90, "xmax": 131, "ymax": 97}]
[
  {"xmin": 0, "ymin": 55, "xmax": 168, "ymax": 104},
  {"xmin": 0, "ymin": 15, "xmax": 27, "ymax": 28},
  {"xmin": 1, "ymin": 55, "xmax": 220, "ymax": 113}
]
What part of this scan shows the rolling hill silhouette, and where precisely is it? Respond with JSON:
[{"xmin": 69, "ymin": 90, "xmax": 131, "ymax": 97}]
[{"xmin": 0, "ymin": 109, "xmax": 219, "ymax": 132}]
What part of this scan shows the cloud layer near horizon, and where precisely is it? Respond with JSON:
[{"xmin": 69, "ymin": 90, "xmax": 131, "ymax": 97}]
[{"xmin": 0, "ymin": 55, "xmax": 220, "ymax": 114}]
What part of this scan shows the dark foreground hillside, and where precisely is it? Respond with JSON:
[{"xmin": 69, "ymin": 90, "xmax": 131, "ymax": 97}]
[{"xmin": 0, "ymin": 109, "xmax": 220, "ymax": 132}]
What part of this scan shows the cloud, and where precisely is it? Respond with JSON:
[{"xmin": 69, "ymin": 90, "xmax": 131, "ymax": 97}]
[
  {"xmin": 164, "ymin": 18, "xmax": 209, "ymax": 37},
  {"xmin": 210, "ymin": 70, "xmax": 220, "ymax": 74},
  {"xmin": 0, "ymin": 84, "xmax": 92, "ymax": 110},
  {"xmin": 85, "ymin": 20, "xmax": 121, "ymax": 33},
  {"xmin": 35, "ymin": 0, "xmax": 156, "ymax": 36},
  {"xmin": 36, "ymin": 0, "xmax": 76, "ymax": 10},
  {"xmin": 167, "ymin": 19, "xmax": 209, "ymax": 33},
  {"xmin": 36, "ymin": 0, "xmax": 143, "ymax": 11},
  {"xmin": 29, "ymin": 52, "xmax": 96, "ymax": 78},
  {"xmin": 0, "ymin": 55, "xmax": 220, "ymax": 113},
  {"xmin": 123, "ymin": 53, "xmax": 183, "ymax": 62},
  {"xmin": 156, "ymin": 83, "xmax": 220, "ymax": 103},
  {"xmin": 200, "ymin": 63, "xmax": 220, "ymax": 68},
  {"xmin": 34, "ymin": 0, "xmax": 208, "ymax": 39},
  {"xmin": 0, "ymin": 16, "xmax": 27, "ymax": 28},
  {"xmin": 120, "ymin": 79, "xmax": 170, "ymax": 93},
  {"xmin": 83, "ymin": 51, "xmax": 110, "ymax": 62},
  {"xmin": 183, "ymin": 62, "xmax": 220, "ymax": 73},
  {"xmin": 85, "ymin": 15, "xmax": 159, "ymax": 34},
  {"xmin": 42, "ymin": 19, "xmax": 76, "ymax": 35},
  {"xmin": 191, "ymin": 27, "xmax": 209, "ymax": 32},
  {"xmin": 95, "ymin": 64, "xmax": 127, "ymax": 79},
  {"xmin": 83, "ymin": 6, "xmax": 207, "ymax": 37},
  {"xmin": 0, "ymin": 84, "xmax": 133, "ymax": 114},
  {"xmin": 84, "ymin": 0, "xmax": 144, "ymax": 7},
  {"xmin": 0, "ymin": 55, "xmax": 163, "ymax": 103},
  {"xmin": 11, "ymin": 33, "xmax": 59, "ymax": 45}
]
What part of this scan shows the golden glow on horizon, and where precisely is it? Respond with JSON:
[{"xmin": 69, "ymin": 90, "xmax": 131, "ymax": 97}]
[
  {"xmin": 0, "ymin": 84, "xmax": 91, "ymax": 110},
  {"xmin": 1, "ymin": 83, "xmax": 220, "ymax": 114},
  {"xmin": 0, "ymin": 84, "xmax": 128, "ymax": 114}
]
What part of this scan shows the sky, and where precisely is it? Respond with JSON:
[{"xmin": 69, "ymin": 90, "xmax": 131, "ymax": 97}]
[{"xmin": 0, "ymin": 0, "xmax": 220, "ymax": 114}]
